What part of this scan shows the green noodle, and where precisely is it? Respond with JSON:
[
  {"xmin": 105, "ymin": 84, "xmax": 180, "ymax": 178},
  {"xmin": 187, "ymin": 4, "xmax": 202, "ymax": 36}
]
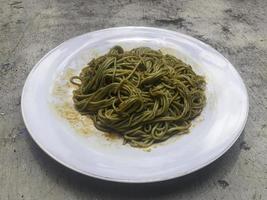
[{"xmin": 70, "ymin": 46, "xmax": 206, "ymax": 147}]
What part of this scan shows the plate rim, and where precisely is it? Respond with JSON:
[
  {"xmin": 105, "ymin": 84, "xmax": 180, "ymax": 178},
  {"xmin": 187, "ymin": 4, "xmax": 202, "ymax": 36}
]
[{"xmin": 21, "ymin": 26, "xmax": 249, "ymax": 183}]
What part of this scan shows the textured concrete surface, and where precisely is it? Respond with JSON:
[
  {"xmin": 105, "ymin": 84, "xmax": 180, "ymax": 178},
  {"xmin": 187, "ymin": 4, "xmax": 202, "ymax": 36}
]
[{"xmin": 0, "ymin": 0, "xmax": 267, "ymax": 199}]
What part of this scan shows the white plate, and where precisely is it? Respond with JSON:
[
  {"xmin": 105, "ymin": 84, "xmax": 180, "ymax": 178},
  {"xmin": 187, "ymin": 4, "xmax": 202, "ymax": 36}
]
[{"xmin": 21, "ymin": 27, "xmax": 248, "ymax": 183}]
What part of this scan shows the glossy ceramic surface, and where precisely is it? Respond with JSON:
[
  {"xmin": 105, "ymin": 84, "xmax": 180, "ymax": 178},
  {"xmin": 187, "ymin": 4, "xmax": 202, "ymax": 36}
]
[{"xmin": 21, "ymin": 27, "xmax": 248, "ymax": 183}]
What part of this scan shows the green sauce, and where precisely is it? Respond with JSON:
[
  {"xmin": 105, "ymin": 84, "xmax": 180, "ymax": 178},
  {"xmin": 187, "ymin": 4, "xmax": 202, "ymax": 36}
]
[{"xmin": 71, "ymin": 46, "xmax": 206, "ymax": 148}]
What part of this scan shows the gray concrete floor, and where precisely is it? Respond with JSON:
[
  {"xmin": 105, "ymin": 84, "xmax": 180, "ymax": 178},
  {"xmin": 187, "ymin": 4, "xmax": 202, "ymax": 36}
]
[{"xmin": 0, "ymin": 0, "xmax": 267, "ymax": 199}]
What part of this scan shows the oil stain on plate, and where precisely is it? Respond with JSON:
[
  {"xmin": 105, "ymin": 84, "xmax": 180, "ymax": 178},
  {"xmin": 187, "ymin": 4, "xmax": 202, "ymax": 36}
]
[{"xmin": 50, "ymin": 68, "xmax": 96, "ymax": 136}]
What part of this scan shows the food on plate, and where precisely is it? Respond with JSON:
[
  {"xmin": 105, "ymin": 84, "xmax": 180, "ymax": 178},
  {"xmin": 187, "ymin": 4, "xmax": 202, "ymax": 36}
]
[{"xmin": 70, "ymin": 46, "xmax": 206, "ymax": 147}]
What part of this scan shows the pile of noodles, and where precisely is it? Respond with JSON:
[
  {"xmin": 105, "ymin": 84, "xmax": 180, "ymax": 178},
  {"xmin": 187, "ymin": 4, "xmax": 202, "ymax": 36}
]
[{"xmin": 71, "ymin": 46, "xmax": 206, "ymax": 147}]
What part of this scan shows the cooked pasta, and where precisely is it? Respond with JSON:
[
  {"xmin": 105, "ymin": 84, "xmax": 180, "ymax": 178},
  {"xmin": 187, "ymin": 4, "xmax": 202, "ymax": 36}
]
[{"xmin": 70, "ymin": 46, "xmax": 206, "ymax": 147}]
